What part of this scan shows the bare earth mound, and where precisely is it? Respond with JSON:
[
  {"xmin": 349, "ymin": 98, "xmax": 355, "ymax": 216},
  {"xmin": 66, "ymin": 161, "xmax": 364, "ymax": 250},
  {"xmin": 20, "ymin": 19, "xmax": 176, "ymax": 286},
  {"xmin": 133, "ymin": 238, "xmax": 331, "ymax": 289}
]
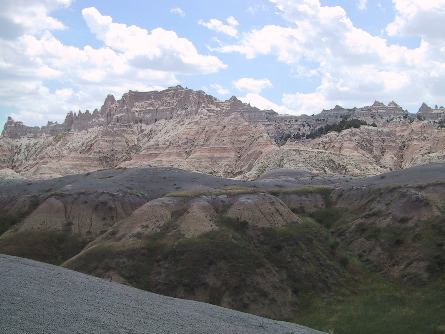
[{"xmin": 0, "ymin": 254, "xmax": 325, "ymax": 334}]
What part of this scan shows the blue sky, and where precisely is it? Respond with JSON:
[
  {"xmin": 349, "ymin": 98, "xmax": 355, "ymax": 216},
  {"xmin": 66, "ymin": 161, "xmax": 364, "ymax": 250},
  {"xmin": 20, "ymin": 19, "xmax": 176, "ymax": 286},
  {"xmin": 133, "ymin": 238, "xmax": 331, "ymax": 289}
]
[{"xmin": 1, "ymin": 0, "xmax": 445, "ymax": 126}]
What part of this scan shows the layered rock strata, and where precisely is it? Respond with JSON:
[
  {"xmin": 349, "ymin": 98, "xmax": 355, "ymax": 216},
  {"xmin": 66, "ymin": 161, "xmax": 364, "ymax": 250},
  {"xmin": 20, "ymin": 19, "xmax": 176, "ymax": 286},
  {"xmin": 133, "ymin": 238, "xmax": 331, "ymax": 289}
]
[{"xmin": 1, "ymin": 86, "xmax": 444, "ymax": 179}]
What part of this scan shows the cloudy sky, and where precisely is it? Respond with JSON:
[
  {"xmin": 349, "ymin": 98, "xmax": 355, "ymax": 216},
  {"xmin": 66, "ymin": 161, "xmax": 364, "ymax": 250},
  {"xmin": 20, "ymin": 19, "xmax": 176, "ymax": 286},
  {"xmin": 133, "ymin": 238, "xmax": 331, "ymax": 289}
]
[{"xmin": 1, "ymin": 0, "xmax": 445, "ymax": 126}]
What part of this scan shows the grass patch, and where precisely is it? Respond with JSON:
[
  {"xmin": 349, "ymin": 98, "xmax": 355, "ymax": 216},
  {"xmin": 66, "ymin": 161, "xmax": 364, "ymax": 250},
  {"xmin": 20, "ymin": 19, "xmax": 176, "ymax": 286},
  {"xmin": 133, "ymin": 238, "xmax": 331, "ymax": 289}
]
[
  {"xmin": 309, "ymin": 207, "xmax": 344, "ymax": 228},
  {"xmin": 96, "ymin": 175, "xmax": 114, "ymax": 179},
  {"xmin": 65, "ymin": 213, "xmax": 357, "ymax": 316},
  {"xmin": 268, "ymin": 186, "xmax": 333, "ymax": 196},
  {"xmin": 0, "ymin": 213, "xmax": 20, "ymax": 236},
  {"xmin": 61, "ymin": 206, "xmax": 445, "ymax": 333},
  {"xmin": 0, "ymin": 195, "xmax": 42, "ymax": 236},
  {"xmin": 53, "ymin": 131, "xmax": 68, "ymax": 143},
  {"xmin": 165, "ymin": 185, "xmax": 334, "ymax": 199},
  {"xmin": 0, "ymin": 230, "xmax": 88, "ymax": 265},
  {"xmin": 218, "ymin": 185, "xmax": 262, "ymax": 194},
  {"xmin": 297, "ymin": 277, "xmax": 445, "ymax": 334},
  {"xmin": 164, "ymin": 189, "xmax": 211, "ymax": 197},
  {"xmin": 216, "ymin": 216, "xmax": 249, "ymax": 234}
]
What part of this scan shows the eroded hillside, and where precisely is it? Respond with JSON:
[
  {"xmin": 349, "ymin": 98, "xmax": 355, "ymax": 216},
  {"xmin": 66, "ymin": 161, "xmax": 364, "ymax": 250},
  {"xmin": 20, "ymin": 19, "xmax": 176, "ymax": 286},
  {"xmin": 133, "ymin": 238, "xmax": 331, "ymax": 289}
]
[
  {"xmin": 1, "ymin": 86, "xmax": 444, "ymax": 180},
  {"xmin": 0, "ymin": 164, "xmax": 444, "ymax": 333}
]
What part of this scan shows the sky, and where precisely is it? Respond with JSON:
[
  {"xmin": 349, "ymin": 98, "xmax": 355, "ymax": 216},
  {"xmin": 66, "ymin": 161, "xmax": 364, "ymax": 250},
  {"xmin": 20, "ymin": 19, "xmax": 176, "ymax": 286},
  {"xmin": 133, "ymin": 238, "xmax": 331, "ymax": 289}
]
[{"xmin": 1, "ymin": 0, "xmax": 445, "ymax": 127}]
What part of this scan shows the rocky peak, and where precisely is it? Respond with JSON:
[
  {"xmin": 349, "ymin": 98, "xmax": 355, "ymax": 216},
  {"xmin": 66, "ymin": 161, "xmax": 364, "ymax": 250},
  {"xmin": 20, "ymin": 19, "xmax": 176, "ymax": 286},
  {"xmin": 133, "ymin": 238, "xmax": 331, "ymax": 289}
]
[
  {"xmin": 418, "ymin": 102, "xmax": 432, "ymax": 113},
  {"xmin": 333, "ymin": 105, "xmax": 344, "ymax": 111},
  {"xmin": 226, "ymin": 95, "xmax": 252, "ymax": 111},
  {"xmin": 101, "ymin": 94, "xmax": 116, "ymax": 111},
  {"xmin": 1, "ymin": 117, "xmax": 40, "ymax": 139},
  {"xmin": 371, "ymin": 101, "xmax": 386, "ymax": 108},
  {"xmin": 2, "ymin": 87, "xmax": 445, "ymax": 146},
  {"xmin": 388, "ymin": 101, "xmax": 401, "ymax": 108}
]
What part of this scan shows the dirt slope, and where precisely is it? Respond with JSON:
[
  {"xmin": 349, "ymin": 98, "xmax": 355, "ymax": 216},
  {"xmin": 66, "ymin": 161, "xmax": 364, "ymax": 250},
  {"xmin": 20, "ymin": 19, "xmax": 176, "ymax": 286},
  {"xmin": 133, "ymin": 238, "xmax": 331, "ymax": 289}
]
[{"xmin": 0, "ymin": 254, "xmax": 325, "ymax": 334}]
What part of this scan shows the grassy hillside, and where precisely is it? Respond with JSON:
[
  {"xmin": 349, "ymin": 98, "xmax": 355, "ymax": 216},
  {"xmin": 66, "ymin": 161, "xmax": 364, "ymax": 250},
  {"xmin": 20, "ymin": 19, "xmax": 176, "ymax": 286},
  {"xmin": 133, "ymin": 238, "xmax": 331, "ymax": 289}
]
[
  {"xmin": 66, "ymin": 214, "xmax": 358, "ymax": 320},
  {"xmin": 0, "ymin": 168, "xmax": 444, "ymax": 333},
  {"xmin": 297, "ymin": 276, "xmax": 445, "ymax": 334}
]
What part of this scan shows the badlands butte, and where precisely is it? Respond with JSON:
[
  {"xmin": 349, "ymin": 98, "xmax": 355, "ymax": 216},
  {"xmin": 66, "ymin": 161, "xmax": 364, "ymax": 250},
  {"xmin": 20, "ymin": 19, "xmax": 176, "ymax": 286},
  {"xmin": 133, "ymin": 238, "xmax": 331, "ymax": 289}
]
[
  {"xmin": 1, "ymin": 86, "xmax": 445, "ymax": 334},
  {"xmin": 1, "ymin": 85, "xmax": 445, "ymax": 180}
]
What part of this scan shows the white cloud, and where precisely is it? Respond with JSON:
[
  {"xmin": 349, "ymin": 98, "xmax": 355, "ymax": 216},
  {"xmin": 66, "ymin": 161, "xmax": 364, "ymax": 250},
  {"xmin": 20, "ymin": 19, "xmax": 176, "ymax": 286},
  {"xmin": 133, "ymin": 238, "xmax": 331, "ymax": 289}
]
[
  {"xmin": 0, "ymin": 5, "xmax": 226, "ymax": 125},
  {"xmin": 170, "ymin": 7, "xmax": 185, "ymax": 17},
  {"xmin": 240, "ymin": 93, "xmax": 297, "ymax": 115},
  {"xmin": 198, "ymin": 17, "xmax": 239, "ymax": 37},
  {"xmin": 226, "ymin": 16, "xmax": 239, "ymax": 26},
  {"xmin": 282, "ymin": 91, "xmax": 328, "ymax": 115},
  {"xmin": 0, "ymin": 0, "xmax": 72, "ymax": 39},
  {"xmin": 386, "ymin": 0, "xmax": 445, "ymax": 43},
  {"xmin": 247, "ymin": 4, "xmax": 270, "ymax": 13},
  {"xmin": 358, "ymin": 0, "xmax": 368, "ymax": 10},
  {"xmin": 83, "ymin": 7, "xmax": 225, "ymax": 74},
  {"xmin": 210, "ymin": 84, "xmax": 230, "ymax": 95},
  {"xmin": 218, "ymin": 0, "xmax": 445, "ymax": 114},
  {"xmin": 217, "ymin": 25, "xmax": 302, "ymax": 60},
  {"xmin": 233, "ymin": 78, "xmax": 272, "ymax": 94}
]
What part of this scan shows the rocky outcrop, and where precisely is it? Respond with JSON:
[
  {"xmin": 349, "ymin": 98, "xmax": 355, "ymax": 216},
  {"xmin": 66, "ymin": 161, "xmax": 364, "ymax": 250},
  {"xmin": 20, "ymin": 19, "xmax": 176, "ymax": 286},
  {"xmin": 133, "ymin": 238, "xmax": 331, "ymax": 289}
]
[
  {"xmin": 417, "ymin": 102, "xmax": 445, "ymax": 121},
  {"xmin": 0, "ymin": 168, "xmax": 22, "ymax": 180},
  {"xmin": 1, "ymin": 86, "xmax": 445, "ymax": 180},
  {"xmin": 1, "ymin": 117, "xmax": 40, "ymax": 139}
]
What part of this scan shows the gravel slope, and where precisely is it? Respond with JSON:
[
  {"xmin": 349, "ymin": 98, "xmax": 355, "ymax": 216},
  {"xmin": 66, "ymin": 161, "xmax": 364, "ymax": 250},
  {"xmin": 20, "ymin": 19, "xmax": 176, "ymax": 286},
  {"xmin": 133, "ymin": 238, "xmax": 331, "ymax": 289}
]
[{"xmin": 0, "ymin": 254, "xmax": 326, "ymax": 334}]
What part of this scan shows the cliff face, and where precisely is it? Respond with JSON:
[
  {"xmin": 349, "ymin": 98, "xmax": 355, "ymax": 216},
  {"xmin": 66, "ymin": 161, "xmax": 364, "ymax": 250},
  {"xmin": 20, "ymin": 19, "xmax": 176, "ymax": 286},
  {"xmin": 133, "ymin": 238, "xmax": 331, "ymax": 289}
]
[{"xmin": 1, "ymin": 86, "xmax": 444, "ymax": 180}]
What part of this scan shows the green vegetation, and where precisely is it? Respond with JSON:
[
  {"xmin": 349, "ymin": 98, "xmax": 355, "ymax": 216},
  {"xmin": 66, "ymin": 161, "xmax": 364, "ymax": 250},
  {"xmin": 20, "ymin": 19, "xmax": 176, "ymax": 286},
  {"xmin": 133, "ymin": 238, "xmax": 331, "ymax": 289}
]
[
  {"xmin": 268, "ymin": 186, "xmax": 333, "ymax": 197},
  {"xmin": 53, "ymin": 131, "xmax": 68, "ymax": 143},
  {"xmin": 96, "ymin": 174, "xmax": 114, "ymax": 179},
  {"xmin": 165, "ymin": 185, "xmax": 334, "ymax": 198},
  {"xmin": 287, "ymin": 118, "xmax": 372, "ymax": 141},
  {"xmin": 0, "ymin": 194, "xmax": 41, "ymax": 236},
  {"xmin": 164, "ymin": 189, "xmax": 212, "ymax": 197},
  {"xmin": 308, "ymin": 207, "xmax": 344, "ymax": 228},
  {"xmin": 305, "ymin": 118, "xmax": 370, "ymax": 139},
  {"xmin": 0, "ymin": 230, "xmax": 88, "ymax": 265},
  {"xmin": 67, "ymin": 212, "xmax": 358, "ymax": 319},
  {"xmin": 2, "ymin": 183, "xmax": 444, "ymax": 333},
  {"xmin": 297, "ymin": 278, "xmax": 445, "ymax": 334},
  {"xmin": 0, "ymin": 213, "xmax": 20, "ymax": 236}
]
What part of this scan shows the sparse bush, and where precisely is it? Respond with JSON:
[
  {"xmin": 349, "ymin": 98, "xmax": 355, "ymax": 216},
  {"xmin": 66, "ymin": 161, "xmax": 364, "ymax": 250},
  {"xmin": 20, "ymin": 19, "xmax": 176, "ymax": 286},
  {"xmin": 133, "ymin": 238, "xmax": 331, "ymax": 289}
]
[
  {"xmin": 309, "ymin": 207, "xmax": 343, "ymax": 228},
  {"xmin": 216, "ymin": 216, "xmax": 249, "ymax": 233},
  {"xmin": 0, "ymin": 213, "xmax": 19, "ymax": 236},
  {"xmin": 399, "ymin": 216, "xmax": 411, "ymax": 223},
  {"xmin": 0, "ymin": 230, "xmax": 87, "ymax": 265},
  {"xmin": 53, "ymin": 131, "xmax": 68, "ymax": 143},
  {"xmin": 96, "ymin": 175, "xmax": 114, "ymax": 179},
  {"xmin": 339, "ymin": 256, "xmax": 349, "ymax": 267},
  {"xmin": 363, "ymin": 210, "xmax": 383, "ymax": 218},
  {"xmin": 394, "ymin": 238, "xmax": 404, "ymax": 246}
]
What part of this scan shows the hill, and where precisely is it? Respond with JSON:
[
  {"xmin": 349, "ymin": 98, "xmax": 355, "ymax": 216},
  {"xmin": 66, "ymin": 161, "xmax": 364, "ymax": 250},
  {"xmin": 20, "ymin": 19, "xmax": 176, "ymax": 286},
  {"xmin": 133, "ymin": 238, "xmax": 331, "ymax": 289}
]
[
  {"xmin": 1, "ymin": 163, "xmax": 444, "ymax": 333},
  {"xmin": 0, "ymin": 254, "xmax": 325, "ymax": 334}
]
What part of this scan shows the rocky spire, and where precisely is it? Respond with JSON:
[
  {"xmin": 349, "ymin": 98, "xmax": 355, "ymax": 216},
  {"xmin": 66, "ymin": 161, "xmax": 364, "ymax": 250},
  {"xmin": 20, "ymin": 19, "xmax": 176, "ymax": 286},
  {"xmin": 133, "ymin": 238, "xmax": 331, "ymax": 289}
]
[
  {"xmin": 418, "ymin": 102, "xmax": 432, "ymax": 113},
  {"xmin": 1, "ymin": 117, "xmax": 40, "ymax": 139},
  {"xmin": 371, "ymin": 101, "xmax": 386, "ymax": 108}
]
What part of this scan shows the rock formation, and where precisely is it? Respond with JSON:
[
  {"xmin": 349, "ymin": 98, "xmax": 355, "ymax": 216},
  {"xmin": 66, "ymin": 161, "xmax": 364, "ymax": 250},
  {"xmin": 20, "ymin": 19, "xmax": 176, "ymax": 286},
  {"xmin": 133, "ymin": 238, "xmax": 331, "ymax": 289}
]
[{"xmin": 1, "ymin": 86, "xmax": 444, "ymax": 179}]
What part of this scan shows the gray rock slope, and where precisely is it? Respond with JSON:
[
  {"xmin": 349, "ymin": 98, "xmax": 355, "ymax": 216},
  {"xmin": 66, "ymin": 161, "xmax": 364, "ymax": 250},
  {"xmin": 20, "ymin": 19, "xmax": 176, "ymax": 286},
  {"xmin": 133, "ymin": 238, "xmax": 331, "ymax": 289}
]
[{"xmin": 0, "ymin": 254, "xmax": 325, "ymax": 334}]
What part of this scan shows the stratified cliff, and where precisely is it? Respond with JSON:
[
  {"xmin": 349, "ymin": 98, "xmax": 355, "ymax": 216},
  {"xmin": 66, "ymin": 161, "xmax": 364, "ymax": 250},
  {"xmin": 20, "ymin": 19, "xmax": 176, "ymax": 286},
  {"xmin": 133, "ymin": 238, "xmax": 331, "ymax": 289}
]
[{"xmin": 1, "ymin": 86, "xmax": 444, "ymax": 179}]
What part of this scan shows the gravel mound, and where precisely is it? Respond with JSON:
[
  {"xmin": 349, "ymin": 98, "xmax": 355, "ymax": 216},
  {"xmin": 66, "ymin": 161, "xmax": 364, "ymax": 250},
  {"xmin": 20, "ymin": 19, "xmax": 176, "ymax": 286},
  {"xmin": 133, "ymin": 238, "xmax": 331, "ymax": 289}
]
[{"xmin": 0, "ymin": 254, "xmax": 326, "ymax": 334}]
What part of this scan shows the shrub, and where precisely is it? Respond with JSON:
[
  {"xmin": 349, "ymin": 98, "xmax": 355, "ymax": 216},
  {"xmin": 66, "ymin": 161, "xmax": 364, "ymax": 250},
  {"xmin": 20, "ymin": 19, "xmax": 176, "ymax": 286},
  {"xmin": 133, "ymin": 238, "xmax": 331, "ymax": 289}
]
[
  {"xmin": 0, "ymin": 230, "xmax": 88, "ymax": 265},
  {"xmin": 399, "ymin": 216, "xmax": 411, "ymax": 223},
  {"xmin": 309, "ymin": 207, "xmax": 343, "ymax": 228}
]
